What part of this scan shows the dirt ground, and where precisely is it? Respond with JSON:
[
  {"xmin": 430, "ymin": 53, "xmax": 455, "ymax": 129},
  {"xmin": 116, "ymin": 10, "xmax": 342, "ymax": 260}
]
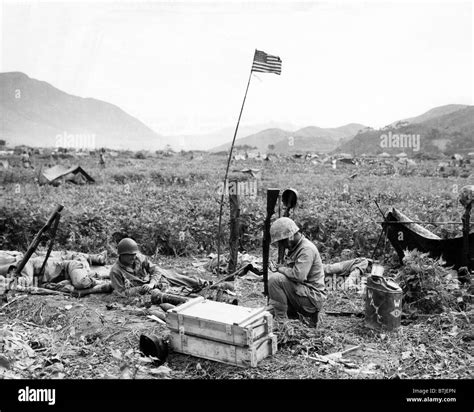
[{"xmin": 0, "ymin": 257, "xmax": 472, "ymax": 380}]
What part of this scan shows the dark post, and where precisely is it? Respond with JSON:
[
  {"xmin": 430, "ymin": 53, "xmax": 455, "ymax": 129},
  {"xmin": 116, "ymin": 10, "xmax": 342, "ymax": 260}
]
[
  {"xmin": 228, "ymin": 180, "xmax": 240, "ymax": 274},
  {"xmin": 278, "ymin": 188, "xmax": 298, "ymax": 263},
  {"xmin": 462, "ymin": 203, "xmax": 471, "ymax": 270},
  {"xmin": 262, "ymin": 188, "xmax": 280, "ymax": 298}
]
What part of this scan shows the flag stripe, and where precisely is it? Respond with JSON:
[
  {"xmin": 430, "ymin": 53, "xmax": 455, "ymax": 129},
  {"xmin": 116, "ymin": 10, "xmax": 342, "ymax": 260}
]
[
  {"xmin": 252, "ymin": 63, "xmax": 281, "ymax": 69},
  {"xmin": 252, "ymin": 67, "xmax": 282, "ymax": 73},
  {"xmin": 254, "ymin": 60, "xmax": 281, "ymax": 66},
  {"xmin": 251, "ymin": 49, "xmax": 282, "ymax": 75}
]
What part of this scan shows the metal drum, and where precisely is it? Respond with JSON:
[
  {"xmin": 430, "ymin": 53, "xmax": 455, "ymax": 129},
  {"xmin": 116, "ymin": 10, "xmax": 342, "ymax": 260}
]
[{"xmin": 365, "ymin": 275, "xmax": 402, "ymax": 331}]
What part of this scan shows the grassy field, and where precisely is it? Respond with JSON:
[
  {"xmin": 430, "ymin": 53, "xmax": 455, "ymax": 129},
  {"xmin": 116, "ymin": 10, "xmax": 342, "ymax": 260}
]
[
  {"xmin": 0, "ymin": 151, "xmax": 472, "ymax": 380},
  {"xmin": 1, "ymin": 151, "xmax": 470, "ymax": 261}
]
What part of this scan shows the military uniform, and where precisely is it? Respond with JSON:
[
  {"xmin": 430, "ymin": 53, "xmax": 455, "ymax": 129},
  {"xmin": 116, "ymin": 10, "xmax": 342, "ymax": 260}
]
[
  {"xmin": 109, "ymin": 253, "xmax": 209, "ymax": 297},
  {"xmin": 109, "ymin": 253, "xmax": 168, "ymax": 296},
  {"xmin": 268, "ymin": 235, "xmax": 326, "ymax": 322},
  {"xmin": 0, "ymin": 250, "xmax": 97, "ymax": 291}
]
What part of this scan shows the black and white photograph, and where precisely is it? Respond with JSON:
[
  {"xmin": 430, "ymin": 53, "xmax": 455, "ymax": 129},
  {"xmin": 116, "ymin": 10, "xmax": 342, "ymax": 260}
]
[{"xmin": 0, "ymin": 0, "xmax": 472, "ymax": 408}]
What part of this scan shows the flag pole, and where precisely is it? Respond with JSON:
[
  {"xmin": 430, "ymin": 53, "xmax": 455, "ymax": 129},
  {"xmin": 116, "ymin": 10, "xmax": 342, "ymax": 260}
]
[{"xmin": 216, "ymin": 51, "xmax": 255, "ymax": 274}]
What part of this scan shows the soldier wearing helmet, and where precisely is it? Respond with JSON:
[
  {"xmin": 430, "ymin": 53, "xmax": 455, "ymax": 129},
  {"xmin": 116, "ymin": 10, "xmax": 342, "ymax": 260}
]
[
  {"xmin": 268, "ymin": 217, "xmax": 326, "ymax": 327},
  {"xmin": 109, "ymin": 238, "xmax": 170, "ymax": 296},
  {"xmin": 110, "ymin": 238, "xmax": 209, "ymax": 297}
]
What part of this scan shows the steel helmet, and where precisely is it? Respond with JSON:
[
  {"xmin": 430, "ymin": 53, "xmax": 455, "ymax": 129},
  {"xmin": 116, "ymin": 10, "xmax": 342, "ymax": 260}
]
[
  {"xmin": 270, "ymin": 217, "xmax": 300, "ymax": 244},
  {"xmin": 117, "ymin": 238, "xmax": 139, "ymax": 255},
  {"xmin": 459, "ymin": 185, "xmax": 474, "ymax": 208}
]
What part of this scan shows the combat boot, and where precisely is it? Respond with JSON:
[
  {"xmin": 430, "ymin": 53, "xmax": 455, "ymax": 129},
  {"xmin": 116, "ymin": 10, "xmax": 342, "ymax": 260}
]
[
  {"xmin": 88, "ymin": 251, "xmax": 107, "ymax": 266},
  {"xmin": 308, "ymin": 311, "xmax": 321, "ymax": 328},
  {"xmin": 267, "ymin": 299, "xmax": 289, "ymax": 321},
  {"xmin": 298, "ymin": 310, "xmax": 321, "ymax": 328}
]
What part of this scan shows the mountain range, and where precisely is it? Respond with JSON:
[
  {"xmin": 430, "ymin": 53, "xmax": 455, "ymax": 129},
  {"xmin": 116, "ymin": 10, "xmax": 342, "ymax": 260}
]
[
  {"xmin": 0, "ymin": 72, "xmax": 164, "ymax": 150},
  {"xmin": 211, "ymin": 105, "xmax": 473, "ymax": 155},
  {"xmin": 168, "ymin": 121, "xmax": 299, "ymax": 151},
  {"xmin": 1, "ymin": 72, "xmax": 471, "ymax": 154},
  {"xmin": 338, "ymin": 105, "xmax": 474, "ymax": 155},
  {"xmin": 210, "ymin": 123, "xmax": 365, "ymax": 153}
]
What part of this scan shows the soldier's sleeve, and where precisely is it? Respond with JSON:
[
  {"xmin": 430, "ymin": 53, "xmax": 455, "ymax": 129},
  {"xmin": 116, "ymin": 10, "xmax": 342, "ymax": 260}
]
[
  {"xmin": 109, "ymin": 267, "xmax": 126, "ymax": 293},
  {"xmin": 279, "ymin": 249, "xmax": 314, "ymax": 283},
  {"xmin": 17, "ymin": 261, "xmax": 34, "ymax": 288},
  {"xmin": 140, "ymin": 257, "xmax": 161, "ymax": 286},
  {"xmin": 109, "ymin": 267, "xmax": 143, "ymax": 297}
]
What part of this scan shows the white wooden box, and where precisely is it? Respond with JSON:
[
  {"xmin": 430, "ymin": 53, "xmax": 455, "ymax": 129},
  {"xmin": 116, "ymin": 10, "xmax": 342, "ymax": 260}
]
[
  {"xmin": 169, "ymin": 330, "xmax": 278, "ymax": 368},
  {"xmin": 166, "ymin": 296, "xmax": 273, "ymax": 347},
  {"xmin": 166, "ymin": 297, "xmax": 277, "ymax": 367}
]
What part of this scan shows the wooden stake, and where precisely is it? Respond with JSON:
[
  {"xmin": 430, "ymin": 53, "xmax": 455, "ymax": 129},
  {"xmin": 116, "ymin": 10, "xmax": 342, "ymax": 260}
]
[
  {"xmin": 216, "ymin": 57, "xmax": 254, "ymax": 274},
  {"xmin": 228, "ymin": 180, "xmax": 240, "ymax": 274}
]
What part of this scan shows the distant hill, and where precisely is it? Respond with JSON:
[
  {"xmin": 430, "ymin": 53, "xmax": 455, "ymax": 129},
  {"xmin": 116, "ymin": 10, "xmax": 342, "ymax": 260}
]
[
  {"xmin": 210, "ymin": 123, "xmax": 365, "ymax": 153},
  {"xmin": 337, "ymin": 105, "xmax": 474, "ymax": 155},
  {"xmin": 167, "ymin": 121, "xmax": 299, "ymax": 151},
  {"xmin": 0, "ymin": 72, "xmax": 165, "ymax": 150},
  {"xmin": 391, "ymin": 104, "xmax": 469, "ymax": 128}
]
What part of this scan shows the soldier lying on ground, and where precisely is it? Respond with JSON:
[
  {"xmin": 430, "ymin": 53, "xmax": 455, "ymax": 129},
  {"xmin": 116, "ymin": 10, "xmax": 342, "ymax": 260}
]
[
  {"xmin": 109, "ymin": 238, "xmax": 210, "ymax": 297},
  {"xmin": 0, "ymin": 250, "xmax": 109, "ymax": 294}
]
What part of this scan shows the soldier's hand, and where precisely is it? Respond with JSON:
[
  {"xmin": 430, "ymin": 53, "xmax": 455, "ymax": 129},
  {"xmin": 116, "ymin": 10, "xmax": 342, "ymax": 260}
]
[
  {"xmin": 275, "ymin": 264, "xmax": 286, "ymax": 273},
  {"xmin": 141, "ymin": 283, "xmax": 154, "ymax": 293}
]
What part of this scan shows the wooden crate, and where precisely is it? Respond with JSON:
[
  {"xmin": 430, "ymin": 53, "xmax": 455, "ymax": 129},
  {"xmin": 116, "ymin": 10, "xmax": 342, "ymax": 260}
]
[
  {"xmin": 166, "ymin": 296, "xmax": 273, "ymax": 347},
  {"xmin": 169, "ymin": 330, "xmax": 278, "ymax": 368}
]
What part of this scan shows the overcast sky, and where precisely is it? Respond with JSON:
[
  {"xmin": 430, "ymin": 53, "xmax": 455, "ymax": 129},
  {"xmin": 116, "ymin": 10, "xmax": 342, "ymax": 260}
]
[{"xmin": 1, "ymin": 0, "xmax": 472, "ymax": 136}]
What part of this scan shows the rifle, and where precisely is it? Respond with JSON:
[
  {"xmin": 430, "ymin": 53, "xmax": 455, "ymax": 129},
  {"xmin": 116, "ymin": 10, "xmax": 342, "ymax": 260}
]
[
  {"xmin": 210, "ymin": 263, "xmax": 260, "ymax": 287},
  {"xmin": 262, "ymin": 189, "xmax": 280, "ymax": 298},
  {"xmin": 150, "ymin": 265, "xmax": 256, "ymax": 306},
  {"xmin": 194, "ymin": 263, "xmax": 260, "ymax": 295},
  {"xmin": 278, "ymin": 188, "xmax": 298, "ymax": 263},
  {"xmin": 14, "ymin": 204, "xmax": 64, "ymax": 278}
]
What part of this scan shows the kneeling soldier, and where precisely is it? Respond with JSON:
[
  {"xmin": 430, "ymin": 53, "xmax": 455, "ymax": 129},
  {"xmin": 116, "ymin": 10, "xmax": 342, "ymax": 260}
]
[{"xmin": 268, "ymin": 217, "xmax": 326, "ymax": 327}]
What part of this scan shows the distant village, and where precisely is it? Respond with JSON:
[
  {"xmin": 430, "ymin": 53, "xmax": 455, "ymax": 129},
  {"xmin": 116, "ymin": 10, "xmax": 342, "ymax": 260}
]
[{"xmin": 0, "ymin": 139, "xmax": 472, "ymax": 188}]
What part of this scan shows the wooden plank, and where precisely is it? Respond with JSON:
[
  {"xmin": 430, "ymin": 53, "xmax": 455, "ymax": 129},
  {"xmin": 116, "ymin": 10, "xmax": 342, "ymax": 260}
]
[
  {"xmin": 166, "ymin": 298, "xmax": 273, "ymax": 346},
  {"xmin": 170, "ymin": 332, "xmax": 277, "ymax": 368},
  {"xmin": 174, "ymin": 299, "xmax": 263, "ymax": 324},
  {"xmin": 237, "ymin": 307, "xmax": 267, "ymax": 326},
  {"xmin": 167, "ymin": 310, "xmax": 272, "ymax": 346},
  {"xmin": 168, "ymin": 296, "xmax": 204, "ymax": 314}
]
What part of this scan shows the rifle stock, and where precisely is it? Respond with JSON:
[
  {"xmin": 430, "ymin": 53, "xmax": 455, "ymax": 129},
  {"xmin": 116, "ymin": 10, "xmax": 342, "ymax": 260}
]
[{"xmin": 262, "ymin": 189, "xmax": 280, "ymax": 297}]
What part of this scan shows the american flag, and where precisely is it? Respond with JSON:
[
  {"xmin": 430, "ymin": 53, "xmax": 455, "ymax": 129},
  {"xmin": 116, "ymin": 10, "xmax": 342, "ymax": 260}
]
[{"xmin": 251, "ymin": 49, "xmax": 282, "ymax": 75}]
